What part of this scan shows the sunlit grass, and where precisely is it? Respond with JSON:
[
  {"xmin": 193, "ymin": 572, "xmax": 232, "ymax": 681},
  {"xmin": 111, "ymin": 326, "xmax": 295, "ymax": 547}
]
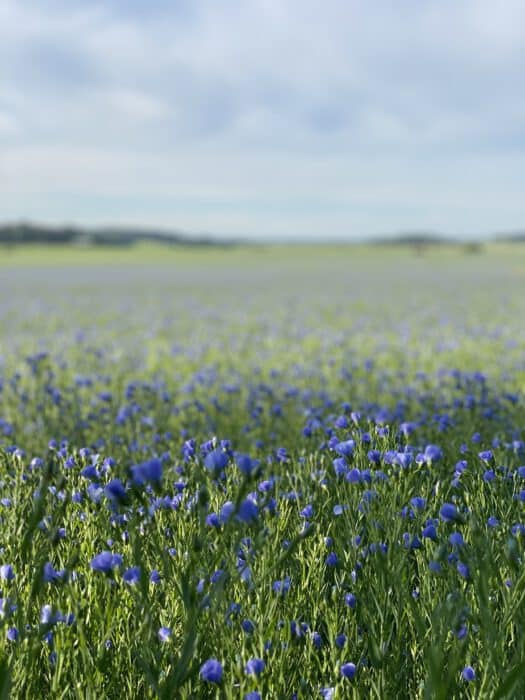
[{"xmin": 0, "ymin": 247, "xmax": 524, "ymax": 697}]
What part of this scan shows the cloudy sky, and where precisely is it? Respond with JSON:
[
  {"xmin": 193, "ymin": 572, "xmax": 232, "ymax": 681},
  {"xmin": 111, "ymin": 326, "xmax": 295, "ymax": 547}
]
[{"xmin": 1, "ymin": 0, "xmax": 524, "ymax": 240}]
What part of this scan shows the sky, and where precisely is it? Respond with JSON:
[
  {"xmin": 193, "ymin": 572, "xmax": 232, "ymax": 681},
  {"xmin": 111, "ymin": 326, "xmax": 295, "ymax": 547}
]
[{"xmin": 1, "ymin": 0, "xmax": 524, "ymax": 241}]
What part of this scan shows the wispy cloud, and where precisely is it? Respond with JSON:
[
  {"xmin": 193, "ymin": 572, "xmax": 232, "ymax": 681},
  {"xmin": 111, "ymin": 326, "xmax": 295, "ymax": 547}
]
[{"xmin": 1, "ymin": 0, "xmax": 524, "ymax": 238}]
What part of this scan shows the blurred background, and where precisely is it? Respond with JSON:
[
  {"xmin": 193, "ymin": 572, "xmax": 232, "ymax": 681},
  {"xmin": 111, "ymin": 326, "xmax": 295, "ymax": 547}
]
[{"xmin": 1, "ymin": 0, "xmax": 524, "ymax": 248}]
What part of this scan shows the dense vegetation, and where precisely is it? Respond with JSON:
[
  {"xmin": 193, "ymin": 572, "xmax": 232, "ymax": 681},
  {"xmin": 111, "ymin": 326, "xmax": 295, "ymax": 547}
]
[
  {"xmin": 0, "ymin": 246, "xmax": 524, "ymax": 698},
  {"xmin": 0, "ymin": 223, "xmax": 232, "ymax": 248},
  {"xmin": 1, "ymin": 222, "xmax": 524, "ymax": 249}
]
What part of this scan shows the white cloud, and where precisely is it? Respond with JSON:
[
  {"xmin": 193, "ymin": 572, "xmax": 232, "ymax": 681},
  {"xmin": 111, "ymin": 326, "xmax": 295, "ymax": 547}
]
[
  {"xmin": 0, "ymin": 0, "xmax": 524, "ymax": 237},
  {"xmin": 99, "ymin": 88, "xmax": 170, "ymax": 122},
  {"xmin": 0, "ymin": 110, "xmax": 18, "ymax": 136}
]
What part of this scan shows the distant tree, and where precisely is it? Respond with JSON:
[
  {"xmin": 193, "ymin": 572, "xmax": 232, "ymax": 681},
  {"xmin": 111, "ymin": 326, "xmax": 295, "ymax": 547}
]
[{"xmin": 463, "ymin": 242, "xmax": 483, "ymax": 254}]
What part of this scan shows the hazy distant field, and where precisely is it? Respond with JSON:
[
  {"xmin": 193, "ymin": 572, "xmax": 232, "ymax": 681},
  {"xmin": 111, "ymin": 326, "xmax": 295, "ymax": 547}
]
[
  {"xmin": 2, "ymin": 240, "xmax": 525, "ymax": 265},
  {"xmin": 1, "ymin": 244, "xmax": 525, "ymax": 698}
]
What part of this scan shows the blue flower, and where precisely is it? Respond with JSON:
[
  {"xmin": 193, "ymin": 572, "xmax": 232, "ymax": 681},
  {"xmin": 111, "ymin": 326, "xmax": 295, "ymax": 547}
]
[
  {"xmin": 241, "ymin": 619, "xmax": 255, "ymax": 634},
  {"xmin": 219, "ymin": 501, "xmax": 236, "ymax": 524},
  {"xmin": 400, "ymin": 421, "xmax": 416, "ymax": 437},
  {"xmin": 276, "ymin": 447, "xmax": 288, "ymax": 462},
  {"xmin": 236, "ymin": 454, "xmax": 259, "ymax": 475},
  {"xmin": 512, "ymin": 524, "xmax": 525, "ymax": 537},
  {"xmin": 300, "ymin": 504, "xmax": 314, "ymax": 518},
  {"xmin": 440, "ymin": 503, "xmax": 459, "ymax": 522},
  {"xmin": 368, "ymin": 449, "xmax": 381, "ymax": 464},
  {"xmin": 396, "ymin": 452, "xmax": 413, "ymax": 469},
  {"xmin": 6, "ymin": 627, "xmax": 18, "ymax": 642},
  {"xmin": 200, "ymin": 658, "xmax": 223, "ymax": 684},
  {"xmin": 237, "ymin": 497, "xmax": 258, "ymax": 524},
  {"xmin": 345, "ymin": 593, "xmax": 357, "ymax": 608},
  {"xmin": 422, "ymin": 523, "xmax": 438, "ymax": 541},
  {"xmin": 403, "ymin": 533, "xmax": 422, "ymax": 549},
  {"xmin": 346, "ymin": 467, "xmax": 362, "ymax": 484},
  {"xmin": 81, "ymin": 466, "xmax": 100, "ymax": 481},
  {"xmin": 0, "ymin": 565, "xmax": 15, "ymax": 581},
  {"xmin": 340, "ymin": 662, "xmax": 356, "ymax": 679},
  {"xmin": 239, "ymin": 564, "xmax": 252, "ymax": 584},
  {"xmin": 334, "ymin": 440, "xmax": 355, "ymax": 457},
  {"xmin": 449, "ymin": 532, "xmax": 465, "ymax": 547},
  {"xmin": 131, "ymin": 458, "xmax": 162, "ymax": 485},
  {"xmin": 43, "ymin": 562, "xmax": 65, "ymax": 584},
  {"xmin": 461, "ymin": 666, "xmax": 476, "ymax": 681},
  {"xmin": 206, "ymin": 513, "xmax": 220, "ymax": 527},
  {"xmin": 210, "ymin": 569, "xmax": 225, "ymax": 585},
  {"xmin": 325, "ymin": 552, "xmax": 338, "ymax": 567},
  {"xmin": 245, "ymin": 658, "xmax": 265, "ymax": 676},
  {"xmin": 150, "ymin": 570, "xmax": 161, "ymax": 584},
  {"xmin": 333, "ymin": 458, "xmax": 348, "ymax": 477},
  {"xmin": 244, "ymin": 693, "xmax": 261, "ymax": 700},
  {"xmin": 158, "ymin": 626, "xmax": 171, "ymax": 642},
  {"xmin": 272, "ymin": 576, "xmax": 291, "ymax": 595},
  {"xmin": 204, "ymin": 449, "xmax": 229, "ymax": 473},
  {"xmin": 40, "ymin": 605, "xmax": 55, "ymax": 624},
  {"xmin": 335, "ymin": 415, "xmax": 349, "ymax": 429},
  {"xmin": 335, "ymin": 633, "xmax": 347, "ymax": 648},
  {"xmin": 122, "ymin": 566, "xmax": 140, "ymax": 585},
  {"xmin": 424, "ymin": 444, "xmax": 443, "ymax": 464},
  {"xmin": 90, "ymin": 551, "xmax": 122, "ymax": 574},
  {"xmin": 456, "ymin": 624, "xmax": 468, "ymax": 640},
  {"xmin": 457, "ymin": 561, "xmax": 470, "ymax": 579},
  {"xmin": 104, "ymin": 479, "xmax": 127, "ymax": 503},
  {"xmin": 455, "ymin": 460, "xmax": 468, "ymax": 474}
]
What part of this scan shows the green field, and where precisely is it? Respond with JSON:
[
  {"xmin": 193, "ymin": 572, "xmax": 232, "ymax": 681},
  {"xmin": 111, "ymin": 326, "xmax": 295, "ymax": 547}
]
[
  {"xmin": 1, "ymin": 243, "xmax": 525, "ymax": 698},
  {"xmin": 2, "ymin": 240, "xmax": 524, "ymax": 265}
]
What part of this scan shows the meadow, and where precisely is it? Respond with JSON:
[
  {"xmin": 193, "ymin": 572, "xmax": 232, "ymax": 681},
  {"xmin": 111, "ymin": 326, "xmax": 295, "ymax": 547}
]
[{"xmin": 1, "ymin": 243, "xmax": 525, "ymax": 699}]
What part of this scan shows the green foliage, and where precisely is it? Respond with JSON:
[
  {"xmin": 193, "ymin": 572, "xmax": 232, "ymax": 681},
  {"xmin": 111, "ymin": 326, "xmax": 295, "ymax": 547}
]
[{"xmin": 0, "ymin": 247, "xmax": 524, "ymax": 698}]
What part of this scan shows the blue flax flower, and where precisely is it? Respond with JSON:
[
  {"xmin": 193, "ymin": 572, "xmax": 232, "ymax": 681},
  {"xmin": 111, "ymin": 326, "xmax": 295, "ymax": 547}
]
[
  {"xmin": 204, "ymin": 449, "xmax": 229, "ymax": 473},
  {"xmin": 104, "ymin": 479, "xmax": 128, "ymax": 503},
  {"xmin": 200, "ymin": 658, "xmax": 223, "ymax": 684},
  {"xmin": 131, "ymin": 458, "xmax": 162, "ymax": 485},
  {"xmin": 462, "ymin": 666, "xmax": 476, "ymax": 681},
  {"xmin": 245, "ymin": 658, "xmax": 265, "ymax": 676},
  {"xmin": 123, "ymin": 567, "xmax": 140, "ymax": 585},
  {"xmin": 237, "ymin": 498, "xmax": 258, "ymax": 523},
  {"xmin": 90, "ymin": 551, "xmax": 122, "ymax": 574},
  {"xmin": 0, "ymin": 565, "xmax": 15, "ymax": 581},
  {"xmin": 440, "ymin": 503, "xmax": 459, "ymax": 522},
  {"xmin": 424, "ymin": 444, "xmax": 443, "ymax": 464},
  {"xmin": 158, "ymin": 626, "xmax": 171, "ymax": 642},
  {"xmin": 340, "ymin": 662, "xmax": 356, "ymax": 679}
]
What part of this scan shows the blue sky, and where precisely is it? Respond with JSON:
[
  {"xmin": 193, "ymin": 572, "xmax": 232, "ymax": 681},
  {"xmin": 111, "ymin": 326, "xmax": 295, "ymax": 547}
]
[{"xmin": 1, "ymin": 0, "xmax": 524, "ymax": 240}]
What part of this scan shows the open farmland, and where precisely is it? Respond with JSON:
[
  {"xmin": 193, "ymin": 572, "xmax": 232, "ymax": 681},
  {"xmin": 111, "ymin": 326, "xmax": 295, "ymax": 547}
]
[{"xmin": 1, "ymin": 244, "xmax": 525, "ymax": 698}]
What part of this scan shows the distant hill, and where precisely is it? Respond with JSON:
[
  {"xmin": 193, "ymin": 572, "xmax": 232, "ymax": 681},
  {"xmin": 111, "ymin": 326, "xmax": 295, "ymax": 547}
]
[
  {"xmin": 0, "ymin": 222, "xmax": 523, "ymax": 248},
  {"xmin": 493, "ymin": 231, "xmax": 525, "ymax": 243},
  {"xmin": 0, "ymin": 222, "xmax": 236, "ymax": 247}
]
